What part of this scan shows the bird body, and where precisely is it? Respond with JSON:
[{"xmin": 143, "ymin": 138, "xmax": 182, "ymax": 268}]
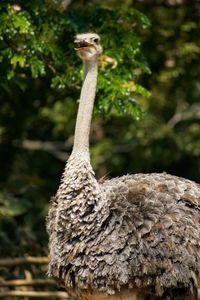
[{"xmin": 47, "ymin": 33, "xmax": 200, "ymax": 299}]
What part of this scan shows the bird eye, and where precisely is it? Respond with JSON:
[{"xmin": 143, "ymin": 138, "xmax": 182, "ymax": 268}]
[{"xmin": 93, "ymin": 38, "xmax": 99, "ymax": 43}]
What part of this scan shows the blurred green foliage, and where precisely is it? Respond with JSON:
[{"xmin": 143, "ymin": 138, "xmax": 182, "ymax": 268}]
[
  {"xmin": 0, "ymin": 0, "xmax": 200, "ymax": 297},
  {"xmin": 0, "ymin": 1, "xmax": 150, "ymax": 116}
]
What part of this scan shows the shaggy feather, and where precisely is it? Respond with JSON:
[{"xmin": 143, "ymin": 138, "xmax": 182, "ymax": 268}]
[{"xmin": 47, "ymin": 154, "xmax": 200, "ymax": 299}]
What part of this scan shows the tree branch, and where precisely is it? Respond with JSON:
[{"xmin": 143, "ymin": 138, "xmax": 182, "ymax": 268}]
[
  {"xmin": 0, "ymin": 256, "xmax": 49, "ymax": 267},
  {"xmin": 62, "ymin": 0, "xmax": 72, "ymax": 10},
  {"xmin": 0, "ymin": 291, "xmax": 69, "ymax": 298},
  {"xmin": 134, "ymin": 0, "xmax": 199, "ymax": 7},
  {"xmin": 0, "ymin": 279, "xmax": 56, "ymax": 286},
  {"xmin": 19, "ymin": 140, "xmax": 71, "ymax": 161},
  {"xmin": 168, "ymin": 104, "xmax": 200, "ymax": 127}
]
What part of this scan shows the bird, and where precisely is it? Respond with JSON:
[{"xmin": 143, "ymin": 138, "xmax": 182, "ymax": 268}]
[{"xmin": 46, "ymin": 33, "xmax": 200, "ymax": 300}]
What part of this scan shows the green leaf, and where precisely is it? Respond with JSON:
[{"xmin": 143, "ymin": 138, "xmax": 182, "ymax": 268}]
[
  {"xmin": 12, "ymin": 14, "xmax": 31, "ymax": 34},
  {"xmin": 135, "ymin": 84, "xmax": 151, "ymax": 98},
  {"xmin": 29, "ymin": 57, "xmax": 46, "ymax": 78},
  {"xmin": 10, "ymin": 55, "xmax": 26, "ymax": 68},
  {"xmin": 7, "ymin": 69, "xmax": 15, "ymax": 80}
]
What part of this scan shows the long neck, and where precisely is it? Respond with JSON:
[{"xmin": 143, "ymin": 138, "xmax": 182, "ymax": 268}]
[{"xmin": 72, "ymin": 57, "xmax": 98, "ymax": 158}]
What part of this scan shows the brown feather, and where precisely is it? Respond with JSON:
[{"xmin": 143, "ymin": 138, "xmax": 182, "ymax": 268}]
[{"xmin": 47, "ymin": 156, "xmax": 200, "ymax": 299}]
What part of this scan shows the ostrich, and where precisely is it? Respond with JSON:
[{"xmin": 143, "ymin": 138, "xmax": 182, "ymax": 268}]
[{"xmin": 47, "ymin": 33, "xmax": 200, "ymax": 300}]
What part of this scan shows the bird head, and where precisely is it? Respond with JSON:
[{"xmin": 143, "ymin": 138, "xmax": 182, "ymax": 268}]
[{"xmin": 74, "ymin": 33, "xmax": 103, "ymax": 61}]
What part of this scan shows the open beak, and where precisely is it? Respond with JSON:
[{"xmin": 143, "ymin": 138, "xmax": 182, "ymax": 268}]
[{"xmin": 74, "ymin": 40, "xmax": 92, "ymax": 51}]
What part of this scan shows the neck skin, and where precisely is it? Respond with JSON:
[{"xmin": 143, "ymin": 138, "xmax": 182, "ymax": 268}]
[{"xmin": 72, "ymin": 57, "xmax": 98, "ymax": 158}]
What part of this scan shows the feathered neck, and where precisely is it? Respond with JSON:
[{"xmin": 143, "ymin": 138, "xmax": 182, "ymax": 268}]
[{"xmin": 72, "ymin": 57, "xmax": 98, "ymax": 159}]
